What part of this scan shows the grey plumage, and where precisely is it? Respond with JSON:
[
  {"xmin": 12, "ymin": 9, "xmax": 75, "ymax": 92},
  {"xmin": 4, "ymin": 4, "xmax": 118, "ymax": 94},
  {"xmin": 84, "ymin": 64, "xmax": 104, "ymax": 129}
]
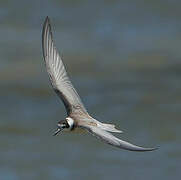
[{"xmin": 42, "ymin": 17, "xmax": 157, "ymax": 152}]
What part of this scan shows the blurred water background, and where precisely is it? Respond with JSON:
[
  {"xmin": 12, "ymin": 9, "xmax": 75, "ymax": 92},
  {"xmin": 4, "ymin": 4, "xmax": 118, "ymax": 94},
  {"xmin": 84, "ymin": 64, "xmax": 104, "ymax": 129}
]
[{"xmin": 0, "ymin": 0, "xmax": 181, "ymax": 179}]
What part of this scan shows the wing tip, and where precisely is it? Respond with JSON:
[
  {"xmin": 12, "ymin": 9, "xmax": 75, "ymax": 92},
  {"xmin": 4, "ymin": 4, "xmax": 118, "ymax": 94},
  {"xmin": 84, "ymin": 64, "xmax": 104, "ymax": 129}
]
[
  {"xmin": 42, "ymin": 16, "xmax": 53, "ymax": 58},
  {"xmin": 134, "ymin": 146, "xmax": 158, "ymax": 152},
  {"xmin": 122, "ymin": 145, "xmax": 158, "ymax": 152},
  {"xmin": 43, "ymin": 16, "xmax": 51, "ymax": 33},
  {"xmin": 45, "ymin": 16, "xmax": 50, "ymax": 26}
]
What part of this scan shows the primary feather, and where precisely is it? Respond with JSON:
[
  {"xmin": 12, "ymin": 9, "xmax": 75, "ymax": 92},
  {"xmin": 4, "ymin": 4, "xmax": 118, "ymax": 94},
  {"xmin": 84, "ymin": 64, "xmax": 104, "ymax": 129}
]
[
  {"xmin": 42, "ymin": 17, "xmax": 87, "ymax": 115},
  {"xmin": 81, "ymin": 124, "xmax": 156, "ymax": 152}
]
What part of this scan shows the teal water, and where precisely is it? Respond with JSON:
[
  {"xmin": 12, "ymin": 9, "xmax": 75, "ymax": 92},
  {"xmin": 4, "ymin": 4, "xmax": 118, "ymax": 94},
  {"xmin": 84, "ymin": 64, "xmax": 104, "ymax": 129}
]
[{"xmin": 0, "ymin": 0, "xmax": 181, "ymax": 179}]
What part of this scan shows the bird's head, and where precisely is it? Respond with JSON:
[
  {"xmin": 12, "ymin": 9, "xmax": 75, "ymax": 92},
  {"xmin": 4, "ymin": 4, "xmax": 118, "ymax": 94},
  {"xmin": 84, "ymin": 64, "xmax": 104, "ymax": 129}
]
[{"xmin": 53, "ymin": 117, "xmax": 74, "ymax": 136}]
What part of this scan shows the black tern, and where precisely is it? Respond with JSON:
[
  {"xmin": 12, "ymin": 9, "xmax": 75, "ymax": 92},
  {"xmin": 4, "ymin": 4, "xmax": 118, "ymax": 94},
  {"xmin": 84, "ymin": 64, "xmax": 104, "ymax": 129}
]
[{"xmin": 42, "ymin": 17, "xmax": 156, "ymax": 152}]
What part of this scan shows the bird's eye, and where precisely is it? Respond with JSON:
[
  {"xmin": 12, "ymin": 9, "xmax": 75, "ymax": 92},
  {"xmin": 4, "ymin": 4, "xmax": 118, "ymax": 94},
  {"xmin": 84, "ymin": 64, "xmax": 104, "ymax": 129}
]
[
  {"xmin": 57, "ymin": 121, "xmax": 69, "ymax": 129},
  {"xmin": 61, "ymin": 123, "xmax": 67, "ymax": 128},
  {"xmin": 58, "ymin": 123, "xmax": 64, "ymax": 128},
  {"xmin": 62, "ymin": 123, "xmax": 66, "ymax": 127}
]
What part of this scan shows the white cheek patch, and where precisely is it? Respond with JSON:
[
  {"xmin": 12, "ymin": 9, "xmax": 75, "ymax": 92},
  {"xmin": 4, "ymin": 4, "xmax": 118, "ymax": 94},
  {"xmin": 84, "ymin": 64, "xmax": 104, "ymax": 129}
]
[{"xmin": 66, "ymin": 117, "xmax": 74, "ymax": 130}]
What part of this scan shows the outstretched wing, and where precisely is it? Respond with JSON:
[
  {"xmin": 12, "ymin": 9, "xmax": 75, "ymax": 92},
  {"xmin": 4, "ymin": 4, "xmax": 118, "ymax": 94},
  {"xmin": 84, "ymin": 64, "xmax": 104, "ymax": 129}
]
[
  {"xmin": 81, "ymin": 124, "xmax": 156, "ymax": 152},
  {"xmin": 42, "ymin": 17, "xmax": 87, "ymax": 115}
]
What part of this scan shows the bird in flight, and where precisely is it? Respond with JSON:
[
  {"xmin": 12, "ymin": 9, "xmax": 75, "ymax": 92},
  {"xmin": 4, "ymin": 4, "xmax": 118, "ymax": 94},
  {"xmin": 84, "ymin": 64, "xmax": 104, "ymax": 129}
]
[{"xmin": 42, "ymin": 17, "xmax": 156, "ymax": 152}]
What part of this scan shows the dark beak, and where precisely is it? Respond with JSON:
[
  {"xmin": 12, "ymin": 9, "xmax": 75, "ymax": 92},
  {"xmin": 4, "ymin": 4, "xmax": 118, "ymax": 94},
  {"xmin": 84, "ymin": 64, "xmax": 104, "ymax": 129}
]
[{"xmin": 53, "ymin": 128, "xmax": 62, "ymax": 136}]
